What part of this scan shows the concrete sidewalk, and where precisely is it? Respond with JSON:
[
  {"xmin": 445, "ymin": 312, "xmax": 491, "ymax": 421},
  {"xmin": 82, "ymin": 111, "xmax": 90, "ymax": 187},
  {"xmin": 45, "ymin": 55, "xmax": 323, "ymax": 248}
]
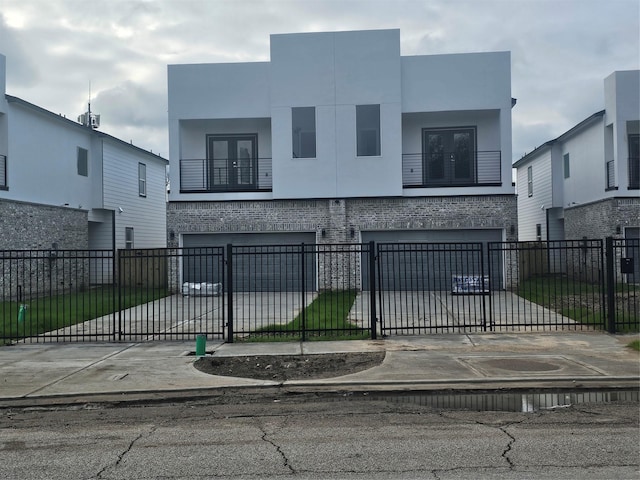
[{"xmin": 0, "ymin": 332, "xmax": 638, "ymax": 407}]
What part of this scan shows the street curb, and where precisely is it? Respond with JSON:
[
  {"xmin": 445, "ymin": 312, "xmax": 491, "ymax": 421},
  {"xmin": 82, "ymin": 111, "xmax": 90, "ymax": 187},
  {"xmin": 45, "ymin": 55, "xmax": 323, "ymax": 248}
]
[{"xmin": 1, "ymin": 376, "xmax": 637, "ymax": 409}]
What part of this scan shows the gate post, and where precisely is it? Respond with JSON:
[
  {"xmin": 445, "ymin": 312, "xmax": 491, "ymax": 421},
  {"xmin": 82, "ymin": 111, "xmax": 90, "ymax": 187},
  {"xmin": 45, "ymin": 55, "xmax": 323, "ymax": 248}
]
[
  {"xmin": 117, "ymin": 249, "xmax": 123, "ymax": 341},
  {"xmin": 369, "ymin": 241, "xmax": 377, "ymax": 340},
  {"xmin": 605, "ymin": 237, "xmax": 616, "ymax": 334},
  {"xmin": 226, "ymin": 244, "xmax": 234, "ymax": 343},
  {"xmin": 482, "ymin": 242, "xmax": 489, "ymax": 332},
  {"xmin": 301, "ymin": 243, "xmax": 306, "ymax": 342}
]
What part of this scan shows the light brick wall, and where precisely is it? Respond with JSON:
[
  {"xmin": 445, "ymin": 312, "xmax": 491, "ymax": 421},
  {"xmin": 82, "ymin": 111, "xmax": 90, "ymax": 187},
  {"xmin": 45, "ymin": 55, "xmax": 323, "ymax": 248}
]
[
  {"xmin": 167, "ymin": 195, "xmax": 517, "ymax": 247},
  {"xmin": 0, "ymin": 199, "xmax": 89, "ymax": 301},
  {"xmin": 0, "ymin": 199, "xmax": 88, "ymax": 250},
  {"xmin": 167, "ymin": 195, "xmax": 517, "ymax": 291},
  {"xmin": 564, "ymin": 197, "xmax": 640, "ymax": 241}
]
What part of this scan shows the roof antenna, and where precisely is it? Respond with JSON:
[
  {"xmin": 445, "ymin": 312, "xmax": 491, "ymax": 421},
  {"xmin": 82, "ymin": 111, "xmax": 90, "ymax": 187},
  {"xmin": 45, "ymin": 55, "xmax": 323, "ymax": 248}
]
[{"xmin": 77, "ymin": 81, "xmax": 100, "ymax": 129}]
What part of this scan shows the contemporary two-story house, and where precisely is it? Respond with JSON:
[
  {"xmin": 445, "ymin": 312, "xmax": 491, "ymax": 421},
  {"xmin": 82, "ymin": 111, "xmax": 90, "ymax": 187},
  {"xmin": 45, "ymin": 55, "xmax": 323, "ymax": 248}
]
[
  {"xmin": 513, "ymin": 70, "xmax": 639, "ymax": 243},
  {"xmin": 0, "ymin": 53, "xmax": 168, "ymax": 259},
  {"xmin": 167, "ymin": 29, "xmax": 517, "ymax": 289}
]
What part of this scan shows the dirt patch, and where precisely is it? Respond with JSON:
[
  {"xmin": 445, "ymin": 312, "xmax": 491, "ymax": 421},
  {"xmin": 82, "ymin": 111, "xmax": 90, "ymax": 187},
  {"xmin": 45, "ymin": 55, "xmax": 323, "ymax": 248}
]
[
  {"xmin": 551, "ymin": 291, "xmax": 638, "ymax": 315},
  {"xmin": 193, "ymin": 352, "xmax": 385, "ymax": 381}
]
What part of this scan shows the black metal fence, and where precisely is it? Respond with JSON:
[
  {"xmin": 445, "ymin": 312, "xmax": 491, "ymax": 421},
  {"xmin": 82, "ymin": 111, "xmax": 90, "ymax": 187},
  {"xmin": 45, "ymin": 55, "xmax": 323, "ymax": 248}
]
[{"xmin": 1, "ymin": 238, "xmax": 637, "ymax": 344}]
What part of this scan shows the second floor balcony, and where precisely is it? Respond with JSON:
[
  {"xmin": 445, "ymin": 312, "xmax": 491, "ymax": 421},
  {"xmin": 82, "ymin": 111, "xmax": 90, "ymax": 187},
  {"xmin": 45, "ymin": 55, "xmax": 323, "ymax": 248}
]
[
  {"xmin": 179, "ymin": 150, "xmax": 503, "ymax": 194},
  {"xmin": 402, "ymin": 150, "xmax": 502, "ymax": 188},
  {"xmin": 180, "ymin": 157, "xmax": 273, "ymax": 193}
]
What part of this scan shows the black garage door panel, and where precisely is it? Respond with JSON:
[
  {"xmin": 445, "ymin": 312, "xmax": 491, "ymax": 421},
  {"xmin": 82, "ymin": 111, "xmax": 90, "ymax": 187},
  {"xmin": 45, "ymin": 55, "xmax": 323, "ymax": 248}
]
[
  {"xmin": 182, "ymin": 233, "xmax": 316, "ymax": 292},
  {"xmin": 361, "ymin": 230, "xmax": 503, "ymax": 291}
]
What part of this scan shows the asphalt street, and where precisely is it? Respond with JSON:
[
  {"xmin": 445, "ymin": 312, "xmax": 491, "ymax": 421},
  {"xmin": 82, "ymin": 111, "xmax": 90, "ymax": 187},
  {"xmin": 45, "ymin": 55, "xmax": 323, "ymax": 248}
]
[{"xmin": 1, "ymin": 395, "xmax": 638, "ymax": 479}]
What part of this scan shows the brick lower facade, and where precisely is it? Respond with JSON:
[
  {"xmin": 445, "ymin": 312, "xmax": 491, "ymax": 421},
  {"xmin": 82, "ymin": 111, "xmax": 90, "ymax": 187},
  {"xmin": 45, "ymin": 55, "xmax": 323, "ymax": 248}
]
[
  {"xmin": 564, "ymin": 197, "xmax": 640, "ymax": 240},
  {"xmin": 166, "ymin": 195, "xmax": 518, "ymax": 247},
  {"xmin": 0, "ymin": 199, "xmax": 88, "ymax": 250},
  {"xmin": 0, "ymin": 199, "xmax": 90, "ymax": 301}
]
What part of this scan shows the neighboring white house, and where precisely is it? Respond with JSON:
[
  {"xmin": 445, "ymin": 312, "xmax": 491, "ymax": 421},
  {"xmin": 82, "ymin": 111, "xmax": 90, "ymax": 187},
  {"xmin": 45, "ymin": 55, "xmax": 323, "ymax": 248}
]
[
  {"xmin": 167, "ymin": 29, "xmax": 517, "ymax": 289},
  {"xmin": 513, "ymin": 70, "xmax": 639, "ymax": 244},
  {"xmin": 0, "ymin": 53, "xmax": 168, "ymax": 256}
]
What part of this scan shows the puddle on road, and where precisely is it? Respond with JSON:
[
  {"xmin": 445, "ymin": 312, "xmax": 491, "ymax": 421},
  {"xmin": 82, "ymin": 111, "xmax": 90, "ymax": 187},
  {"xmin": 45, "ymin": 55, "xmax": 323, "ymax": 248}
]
[{"xmin": 344, "ymin": 390, "xmax": 639, "ymax": 413}]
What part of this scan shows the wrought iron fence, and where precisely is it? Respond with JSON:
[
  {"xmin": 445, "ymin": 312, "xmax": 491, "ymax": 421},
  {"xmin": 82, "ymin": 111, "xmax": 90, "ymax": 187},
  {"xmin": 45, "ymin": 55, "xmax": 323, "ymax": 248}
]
[
  {"xmin": 373, "ymin": 242, "xmax": 491, "ymax": 335},
  {"xmin": 487, "ymin": 240, "xmax": 607, "ymax": 332},
  {"xmin": 1, "ymin": 238, "xmax": 637, "ymax": 344},
  {"xmin": 607, "ymin": 237, "xmax": 639, "ymax": 333}
]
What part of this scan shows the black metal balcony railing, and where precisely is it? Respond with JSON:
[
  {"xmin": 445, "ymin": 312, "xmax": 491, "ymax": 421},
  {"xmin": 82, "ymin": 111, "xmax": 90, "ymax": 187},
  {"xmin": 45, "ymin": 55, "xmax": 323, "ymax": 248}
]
[
  {"xmin": 179, "ymin": 151, "xmax": 502, "ymax": 193},
  {"xmin": 402, "ymin": 150, "xmax": 502, "ymax": 188},
  {"xmin": 629, "ymin": 156, "xmax": 639, "ymax": 189},
  {"xmin": 180, "ymin": 158, "xmax": 272, "ymax": 193}
]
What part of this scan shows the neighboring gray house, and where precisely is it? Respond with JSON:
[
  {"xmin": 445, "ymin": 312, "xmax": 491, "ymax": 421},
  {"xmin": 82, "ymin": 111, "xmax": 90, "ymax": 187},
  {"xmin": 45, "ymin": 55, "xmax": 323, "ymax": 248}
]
[
  {"xmin": 513, "ymin": 70, "xmax": 639, "ymax": 244},
  {"xmin": 167, "ymin": 29, "xmax": 517, "ymax": 289},
  {"xmin": 0, "ymin": 53, "xmax": 168, "ymax": 260}
]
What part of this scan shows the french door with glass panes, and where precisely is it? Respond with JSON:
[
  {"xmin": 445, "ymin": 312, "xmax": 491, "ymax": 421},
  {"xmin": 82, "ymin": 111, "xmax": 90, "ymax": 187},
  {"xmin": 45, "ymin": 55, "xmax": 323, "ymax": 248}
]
[
  {"xmin": 423, "ymin": 128, "xmax": 476, "ymax": 186},
  {"xmin": 207, "ymin": 134, "xmax": 257, "ymax": 191}
]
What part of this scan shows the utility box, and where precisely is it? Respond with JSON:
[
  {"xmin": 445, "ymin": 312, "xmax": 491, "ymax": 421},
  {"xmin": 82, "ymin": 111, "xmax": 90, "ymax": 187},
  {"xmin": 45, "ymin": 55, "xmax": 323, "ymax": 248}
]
[{"xmin": 620, "ymin": 258, "xmax": 634, "ymax": 274}]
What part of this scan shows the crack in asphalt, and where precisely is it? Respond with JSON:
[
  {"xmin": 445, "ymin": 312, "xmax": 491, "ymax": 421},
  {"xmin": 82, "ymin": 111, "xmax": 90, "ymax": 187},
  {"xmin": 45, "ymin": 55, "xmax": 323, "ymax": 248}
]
[
  {"xmin": 259, "ymin": 424, "xmax": 295, "ymax": 475},
  {"xmin": 498, "ymin": 425, "xmax": 517, "ymax": 468},
  {"xmin": 95, "ymin": 425, "xmax": 157, "ymax": 478},
  {"xmin": 475, "ymin": 419, "xmax": 526, "ymax": 470}
]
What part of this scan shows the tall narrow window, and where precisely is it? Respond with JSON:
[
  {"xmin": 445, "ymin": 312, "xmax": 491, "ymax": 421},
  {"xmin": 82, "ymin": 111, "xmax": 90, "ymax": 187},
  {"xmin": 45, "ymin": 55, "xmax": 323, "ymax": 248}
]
[
  {"xmin": 356, "ymin": 104, "xmax": 380, "ymax": 157},
  {"xmin": 77, "ymin": 147, "xmax": 88, "ymax": 176},
  {"xmin": 629, "ymin": 134, "xmax": 639, "ymax": 189},
  {"xmin": 527, "ymin": 166, "xmax": 533, "ymax": 197},
  {"xmin": 0, "ymin": 154, "xmax": 6, "ymax": 189},
  {"xmin": 125, "ymin": 227, "xmax": 134, "ymax": 250},
  {"xmin": 536, "ymin": 224, "xmax": 542, "ymax": 241},
  {"xmin": 563, "ymin": 153, "xmax": 570, "ymax": 178},
  {"xmin": 138, "ymin": 163, "xmax": 147, "ymax": 197},
  {"xmin": 292, "ymin": 107, "xmax": 316, "ymax": 158}
]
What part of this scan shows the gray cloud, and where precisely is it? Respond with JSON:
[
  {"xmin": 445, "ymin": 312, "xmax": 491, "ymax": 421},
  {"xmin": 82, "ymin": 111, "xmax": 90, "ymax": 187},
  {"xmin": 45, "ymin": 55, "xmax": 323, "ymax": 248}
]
[{"xmin": 1, "ymin": 0, "xmax": 638, "ymax": 162}]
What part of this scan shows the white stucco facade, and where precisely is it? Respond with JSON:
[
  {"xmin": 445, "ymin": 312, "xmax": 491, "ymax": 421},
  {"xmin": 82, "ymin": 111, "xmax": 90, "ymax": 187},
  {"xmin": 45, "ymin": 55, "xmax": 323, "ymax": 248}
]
[
  {"xmin": 168, "ymin": 29, "xmax": 514, "ymax": 203},
  {"xmin": 166, "ymin": 29, "xmax": 518, "ymax": 258}
]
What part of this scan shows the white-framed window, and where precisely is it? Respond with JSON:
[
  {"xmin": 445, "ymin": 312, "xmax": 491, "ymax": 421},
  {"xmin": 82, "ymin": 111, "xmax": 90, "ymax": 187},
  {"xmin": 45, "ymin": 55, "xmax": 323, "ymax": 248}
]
[
  {"xmin": 527, "ymin": 166, "xmax": 533, "ymax": 197},
  {"xmin": 356, "ymin": 104, "xmax": 380, "ymax": 157},
  {"xmin": 536, "ymin": 223, "xmax": 542, "ymax": 242},
  {"xmin": 77, "ymin": 147, "xmax": 88, "ymax": 177},
  {"xmin": 563, "ymin": 153, "xmax": 570, "ymax": 179},
  {"xmin": 292, "ymin": 107, "xmax": 316, "ymax": 158},
  {"xmin": 138, "ymin": 162, "xmax": 146, "ymax": 197},
  {"xmin": 125, "ymin": 227, "xmax": 134, "ymax": 250}
]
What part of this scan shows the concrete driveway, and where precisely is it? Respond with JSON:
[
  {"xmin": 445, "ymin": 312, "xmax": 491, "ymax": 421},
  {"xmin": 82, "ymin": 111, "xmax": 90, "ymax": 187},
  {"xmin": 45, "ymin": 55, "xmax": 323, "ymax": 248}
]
[
  {"xmin": 38, "ymin": 292, "xmax": 318, "ymax": 342},
  {"xmin": 349, "ymin": 291, "xmax": 576, "ymax": 335}
]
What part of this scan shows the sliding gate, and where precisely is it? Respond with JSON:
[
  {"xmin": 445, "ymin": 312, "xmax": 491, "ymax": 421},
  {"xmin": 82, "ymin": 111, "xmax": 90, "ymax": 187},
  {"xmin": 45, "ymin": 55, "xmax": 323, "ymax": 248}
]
[{"xmin": 374, "ymin": 242, "xmax": 492, "ymax": 335}]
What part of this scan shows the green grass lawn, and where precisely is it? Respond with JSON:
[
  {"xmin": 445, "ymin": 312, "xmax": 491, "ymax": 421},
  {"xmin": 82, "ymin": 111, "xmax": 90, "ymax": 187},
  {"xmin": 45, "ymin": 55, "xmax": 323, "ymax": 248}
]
[
  {"xmin": 0, "ymin": 286, "xmax": 168, "ymax": 343},
  {"xmin": 517, "ymin": 275, "xmax": 639, "ymax": 332},
  {"xmin": 627, "ymin": 340, "xmax": 640, "ymax": 351},
  {"xmin": 241, "ymin": 289, "xmax": 369, "ymax": 342}
]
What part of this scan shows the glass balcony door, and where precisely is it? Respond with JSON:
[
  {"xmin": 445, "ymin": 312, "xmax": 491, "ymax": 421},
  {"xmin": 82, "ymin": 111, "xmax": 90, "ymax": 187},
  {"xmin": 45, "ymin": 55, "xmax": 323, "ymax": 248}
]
[
  {"xmin": 207, "ymin": 134, "xmax": 257, "ymax": 190},
  {"xmin": 423, "ymin": 128, "xmax": 476, "ymax": 186}
]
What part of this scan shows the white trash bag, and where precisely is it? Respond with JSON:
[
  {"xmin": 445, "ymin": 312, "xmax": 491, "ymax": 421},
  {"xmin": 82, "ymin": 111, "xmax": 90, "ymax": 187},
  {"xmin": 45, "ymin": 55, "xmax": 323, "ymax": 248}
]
[{"xmin": 182, "ymin": 282, "xmax": 222, "ymax": 296}]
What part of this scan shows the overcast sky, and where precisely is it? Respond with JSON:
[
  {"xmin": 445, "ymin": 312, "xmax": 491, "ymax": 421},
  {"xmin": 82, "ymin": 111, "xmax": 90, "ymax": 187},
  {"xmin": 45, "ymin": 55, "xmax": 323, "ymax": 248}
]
[{"xmin": 1, "ymin": 0, "xmax": 638, "ymax": 163}]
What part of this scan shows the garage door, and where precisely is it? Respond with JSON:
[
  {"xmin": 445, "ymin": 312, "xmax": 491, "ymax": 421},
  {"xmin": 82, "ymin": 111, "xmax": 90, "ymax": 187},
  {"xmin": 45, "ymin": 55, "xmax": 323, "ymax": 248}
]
[
  {"xmin": 182, "ymin": 233, "xmax": 316, "ymax": 292},
  {"xmin": 361, "ymin": 229, "xmax": 503, "ymax": 291}
]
